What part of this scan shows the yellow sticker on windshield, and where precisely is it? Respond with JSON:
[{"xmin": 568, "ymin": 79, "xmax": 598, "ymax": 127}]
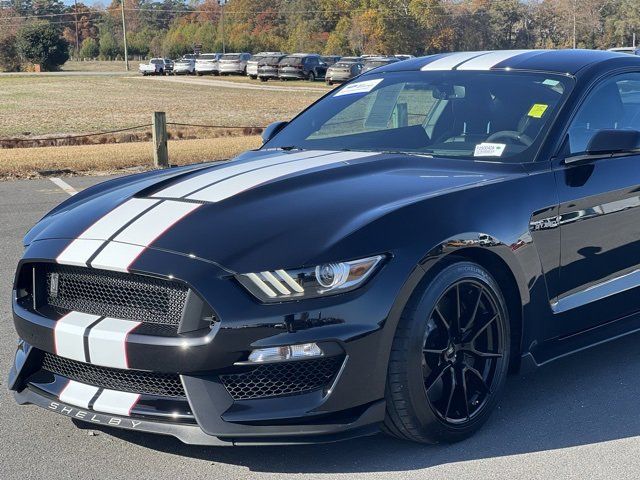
[{"xmin": 528, "ymin": 103, "xmax": 549, "ymax": 118}]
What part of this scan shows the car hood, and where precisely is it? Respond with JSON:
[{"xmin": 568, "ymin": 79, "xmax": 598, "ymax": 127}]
[{"xmin": 27, "ymin": 149, "xmax": 524, "ymax": 273}]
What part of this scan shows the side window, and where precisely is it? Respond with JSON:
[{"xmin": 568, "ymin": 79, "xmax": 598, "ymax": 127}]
[{"xmin": 567, "ymin": 73, "xmax": 640, "ymax": 154}]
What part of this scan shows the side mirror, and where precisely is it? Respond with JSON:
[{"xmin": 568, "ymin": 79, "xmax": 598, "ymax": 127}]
[
  {"xmin": 261, "ymin": 121, "xmax": 288, "ymax": 143},
  {"xmin": 586, "ymin": 129, "xmax": 640, "ymax": 155}
]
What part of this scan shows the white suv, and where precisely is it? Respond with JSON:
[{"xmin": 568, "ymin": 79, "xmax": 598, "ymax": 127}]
[
  {"xmin": 219, "ymin": 53, "xmax": 252, "ymax": 75},
  {"xmin": 195, "ymin": 53, "xmax": 223, "ymax": 75}
]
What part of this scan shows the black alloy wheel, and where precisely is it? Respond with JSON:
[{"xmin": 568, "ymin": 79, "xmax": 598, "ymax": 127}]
[
  {"xmin": 422, "ymin": 279, "xmax": 505, "ymax": 424},
  {"xmin": 384, "ymin": 260, "xmax": 510, "ymax": 444}
]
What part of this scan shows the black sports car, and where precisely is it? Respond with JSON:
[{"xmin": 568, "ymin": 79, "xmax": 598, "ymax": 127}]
[{"xmin": 9, "ymin": 49, "xmax": 640, "ymax": 446}]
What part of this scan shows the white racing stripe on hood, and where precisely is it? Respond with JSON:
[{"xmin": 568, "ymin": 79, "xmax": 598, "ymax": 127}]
[
  {"xmin": 113, "ymin": 200, "xmax": 200, "ymax": 246},
  {"xmin": 420, "ymin": 51, "xmax": 487, "ymax": 71},
  {"xmin": 88, "ymin": 200, "xmax": 201, "ymax": 272},
  {"xmin": 456, "ymin": 50, "xmax": 532, "ymax": 70},
  {"xmin": 56, "ymin": 198, "xmax": 159, "ymax": 267},
  {"xmin": 188, "ymin": 151, "xmax": 377, "ymax": 203},
  {"xmin": 57, "ymin": 200, "xmax": 200, "ymax": 273},
  {"xmin": 89, "ymin": 242, "xmax": 146, "ymax": 273},
  {"xmin": 152, "ymin": 150, "xmax": 334, "ymax": 199}
]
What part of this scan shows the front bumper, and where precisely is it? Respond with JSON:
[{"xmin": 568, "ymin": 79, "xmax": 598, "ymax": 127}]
[
  {"xmin": 195, "ymin": 65, "xmax": 219, "ymax": 74},
  {"xmin": 278, "ymin": 70, "xmax": 307, "ymax": 79},
  {"xmin": 219, "ymin": 65, "xmax": 244, "ymax": 74},
  {"xmin": 326, "ymin": 73, "xmax": 353, "ymax": 83},
  {"xmin": 8, "ymin": 239, "xmax": 404, "ymax": 445}
]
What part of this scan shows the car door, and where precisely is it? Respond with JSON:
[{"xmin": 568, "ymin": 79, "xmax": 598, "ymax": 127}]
[
  {"xmin": 550, "ymin": 72, "xmax": 640, "ymax": 338},
  {"xmin": 305, "ymin": 57, "xmax": 317, "ymax": 76}
]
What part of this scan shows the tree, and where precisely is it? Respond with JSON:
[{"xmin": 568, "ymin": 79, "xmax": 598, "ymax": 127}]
[
  {"xmin": 0, "ymin": 33, "xmax": 21, "ymax": 72},
  {"xmin": 79, "ymin": 37, "xmax": 99, "ymax": 58},
  {"xmin": 99, "ymin": 29, "xmax": 122, "ymax": 59},
  {"xmin": 16, "ymin": 22, "xmax": 69, "ymax": 70}
]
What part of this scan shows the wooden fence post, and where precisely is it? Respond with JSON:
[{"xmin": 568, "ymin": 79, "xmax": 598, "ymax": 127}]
[{"xmin": 152, "ymin": 111, "xmax": 169, "ymax": 168}]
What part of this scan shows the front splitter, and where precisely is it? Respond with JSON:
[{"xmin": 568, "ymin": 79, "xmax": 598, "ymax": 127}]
[{"xmin": 14, "ymin": 387, "xmax": 383, "ymax": 446}]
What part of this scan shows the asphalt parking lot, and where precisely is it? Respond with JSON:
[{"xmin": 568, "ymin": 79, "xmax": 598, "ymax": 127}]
[{"xmin": 1, "ymin": 175, "xmax": 640, "ymax": 479}]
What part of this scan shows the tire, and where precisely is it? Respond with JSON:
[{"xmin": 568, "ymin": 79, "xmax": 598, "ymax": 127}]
[
  {"xmin": 384, "ymin": 260, "xmax": 511, "ymax": 444},
  {"xmin": 308, "ymin": 71, "xmax": 315, "ymax": 82},
  {"xmin": 326, "ymin": 80, "xmax": 333, "ymax": 86},
  {"xmin": 250, "ymin": 75, "xmax": 257, "ymax": 80},
  {"xmin": 260, "ymin": 77, "xmax": 267, "ymax": 82}
]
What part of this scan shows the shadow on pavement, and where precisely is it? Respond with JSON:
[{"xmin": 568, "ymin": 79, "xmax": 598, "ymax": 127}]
[{"xmin": 85, "ymin": 332, "xmax": 640, "ymax": 473}]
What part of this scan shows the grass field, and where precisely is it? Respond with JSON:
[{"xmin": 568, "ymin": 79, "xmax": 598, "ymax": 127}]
[
  {"xmin": 61, "ymin": 60, "xmax": 143, "ymax": 72},
  {"xmin": 0, "ymin": 136, "xmax": 262, "ymax": 179},
  {"xmin": 0, "ymin": 74, "xmax": 323, "ymax": 137}
]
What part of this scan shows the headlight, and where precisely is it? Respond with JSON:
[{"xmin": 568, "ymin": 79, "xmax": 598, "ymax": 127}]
[{"xmin": 236, "ymin": 255, "xmax": 385, "ymax": 302}]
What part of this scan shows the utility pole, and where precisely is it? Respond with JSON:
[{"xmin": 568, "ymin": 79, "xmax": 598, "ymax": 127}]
[
  {"xmin": 120, "ymin": 0, "xmax": 130, "ymax": 71},
  {"xmin": 73, "ymin": 0, "xmax": 80, "ymax": 60},
  {"xmin": 218, "ymin": 0, "xmax": 227, "ymax": 54},
  {"xmin": 572, "ymin": 0, "xmax": 576, "ymax": 49}
]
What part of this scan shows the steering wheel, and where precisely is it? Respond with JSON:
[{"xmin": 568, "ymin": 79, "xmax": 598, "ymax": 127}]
[{"xmin": 485, "ymin": 130, "xmax": 533, "ymax": 147}]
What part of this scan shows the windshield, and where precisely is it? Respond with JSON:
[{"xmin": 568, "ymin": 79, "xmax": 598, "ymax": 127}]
[
  {"xmin": 200, "ymin": 54, "xmax": 218, "ymax": 60},
  {"xmin": 260, "ymin": 56, "xmax": 284, "ymax": 66},
  {"xmin": 333, "ymin": 62, "xmax": 357, "ymax": 68},
  {"xmin": 364, "ymin": 60, "xmax": 395, "ymax": 68},
  {"xmin": 223, "ymin": 54, "xmax": 240, "ymax": 60},
  {"xmin": 264, "ymin": 70, "xmax": 573, "ymax": 162},
  {"xmin": 280, "ymin": 56, "xmax": 304, "ymax": 66},
  {"xmin": 249, "ymin": 55, "xmax": 265, "ymax": 63},
  {"xmin": 150, "ymin": 59, "xmax": 163, "ymax": 64}
]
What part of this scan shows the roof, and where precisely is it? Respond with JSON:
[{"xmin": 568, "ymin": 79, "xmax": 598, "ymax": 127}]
[{"xmin": 372, "ymin": 49, "xmax": 640, "ymax": 75}]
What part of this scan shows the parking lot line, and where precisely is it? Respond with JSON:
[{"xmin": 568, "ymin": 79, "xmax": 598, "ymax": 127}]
[{"xmin": 50, "ymin": 177, "xmax": 78, "ymax": 196}]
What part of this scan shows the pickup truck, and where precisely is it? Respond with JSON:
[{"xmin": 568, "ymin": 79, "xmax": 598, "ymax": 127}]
[{"xmin": 139, "ymin": 58, "xmax": 173, "ymax": 76}]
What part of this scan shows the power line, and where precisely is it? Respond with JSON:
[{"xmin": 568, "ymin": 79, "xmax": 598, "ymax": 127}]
[{"xmin": 0, "ymin": 6, "xmax": 542, "ymax": 22}]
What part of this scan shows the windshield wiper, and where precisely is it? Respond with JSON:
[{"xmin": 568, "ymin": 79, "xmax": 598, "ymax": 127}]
[
  {"xmin": 378, "ymin": 150, "xmax": 434, "ymax": 158},
  {"xmin": 271, "ymin": 146, "xmax": 304, "ymax": 151}
]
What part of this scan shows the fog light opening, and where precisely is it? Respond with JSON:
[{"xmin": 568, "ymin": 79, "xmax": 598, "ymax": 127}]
[{"xmin": 247, "ymin": 343, "xmax": 324, "ymax": 363}]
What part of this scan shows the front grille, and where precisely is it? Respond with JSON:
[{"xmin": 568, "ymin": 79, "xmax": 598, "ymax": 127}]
[
  {"xmin": 219, "ymin": 356, "xmax": 344, "ymax": 401},
  {"xmin": 41, "ymin": 353, "xmax": 186, "ymax": 398},
  {"xmin": 42, "ymin": 264, "xmax": 188, "ymax": 327}
]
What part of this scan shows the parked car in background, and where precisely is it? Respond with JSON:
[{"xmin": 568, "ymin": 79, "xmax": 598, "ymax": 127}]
[
  {"xmin": 361, "ymin": 56, "xmax": 401, "ymax": 73},
  {"xmin": 195, "ymin": 53, "xmax": 223, "ymax": 75},
  {"xmin": 325, "ymin": 56, "xmax": 363, "ymax": 85},
  {"xmin": 172, "ymin": 57, "xmax": 196, "ymax": 75},
  {"xmin": 257, "ymin": 54, "xmax": 287, "ymax": 82},
  {"xmin": 278, "ymin": 53, "xmax": 327, "ymax": 81},
  {"xmin": 246, "ymin": 52, "xmax": 286, "ymax": 79},
  {"xmin": 139, "ymin": 58, "xmax": 173, "ymax": 76},
  {"xmin": 321, "ymin": 55, "xmax": 341, "ymax": 66},
  {"xmin": 219, "ymin": 53, "xmax": 252, "ymax": 75},
  {"xmin": 607, "ymin": 47, "xmax": 640, "ymax": 55}
]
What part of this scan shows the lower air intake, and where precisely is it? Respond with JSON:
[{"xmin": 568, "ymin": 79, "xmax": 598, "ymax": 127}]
[
  {"xmin": 41, "ymin": 353, "xmax": 186, "ymax": 398},
  {"xmin": 219, "ymin": 356, "xmax": 344, "ymax": 401}
]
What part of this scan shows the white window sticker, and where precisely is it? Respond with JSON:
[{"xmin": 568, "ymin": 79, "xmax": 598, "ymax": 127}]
[
  {"xmin": 334, "ymin": 79, "xmax": 383, "ymax": 97},
  {"xmin": 474, "ymin": 143, "xmax": 506, "ymax": 157}
]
